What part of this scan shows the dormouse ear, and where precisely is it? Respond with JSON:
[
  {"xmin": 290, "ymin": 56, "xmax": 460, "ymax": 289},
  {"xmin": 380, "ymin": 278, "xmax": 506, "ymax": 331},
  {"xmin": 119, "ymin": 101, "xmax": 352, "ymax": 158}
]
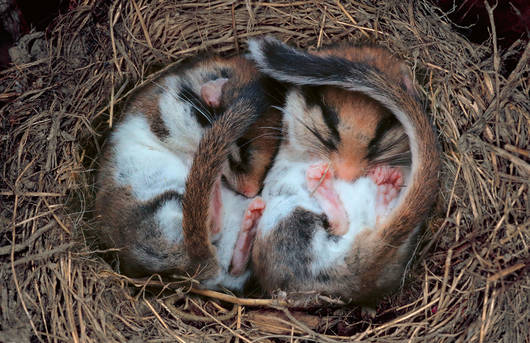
[{"xmin": 200, "ymin": 78, "xmax": 229, "ymax": 108}]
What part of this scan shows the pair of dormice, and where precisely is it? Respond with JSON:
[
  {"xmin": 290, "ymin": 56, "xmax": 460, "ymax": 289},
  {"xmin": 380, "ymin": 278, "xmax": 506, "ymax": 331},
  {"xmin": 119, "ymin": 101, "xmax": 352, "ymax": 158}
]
[{"xmin": 95, "ymin": 36, "xmax": 440, "ymax": 306}]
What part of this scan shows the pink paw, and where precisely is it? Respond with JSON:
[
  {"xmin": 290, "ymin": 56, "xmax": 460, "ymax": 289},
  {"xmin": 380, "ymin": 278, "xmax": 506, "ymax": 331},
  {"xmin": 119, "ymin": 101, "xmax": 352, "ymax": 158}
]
[
  {"xmin": 241, "ymin": 197, "xmax": 265, "ymax": 232},
  {"xmin": 306, "ymin": 162, "xmax": 334, "ymax": 190},
  {"xmin": 368, "ymin": 165, "xmax": 403, "ymax": 188},
  {"xmin": 306, "ymin": 162, "xmax": 349, "ymax": 236},
  {"xmin": 368, "ymin": 166, "xmax": 404, "ymax": 221},
  {"xmin": 229, "ymin": 197, "xmax": 265, "ymax": 275}
]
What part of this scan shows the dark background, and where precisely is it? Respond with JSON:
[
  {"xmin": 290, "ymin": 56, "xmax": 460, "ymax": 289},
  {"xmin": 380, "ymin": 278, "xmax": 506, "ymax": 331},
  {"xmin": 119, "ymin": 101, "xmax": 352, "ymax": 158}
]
[{"xmin": 1, "ymin": 0, "xmax": 529, "ymax": 72}]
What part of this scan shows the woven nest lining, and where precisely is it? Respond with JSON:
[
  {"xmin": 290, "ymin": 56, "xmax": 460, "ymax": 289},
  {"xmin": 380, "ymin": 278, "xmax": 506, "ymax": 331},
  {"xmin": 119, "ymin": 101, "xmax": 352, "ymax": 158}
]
[{"xmin": 1, "ymin": 1, "xmax": 528, "ymax": 342}]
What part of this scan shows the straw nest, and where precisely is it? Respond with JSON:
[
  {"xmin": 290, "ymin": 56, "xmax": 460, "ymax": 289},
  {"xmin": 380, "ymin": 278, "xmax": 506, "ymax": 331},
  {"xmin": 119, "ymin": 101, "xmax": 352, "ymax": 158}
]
[{"xmin": 1, "ymin": 1, "xmax": 528, "ymax": 342}]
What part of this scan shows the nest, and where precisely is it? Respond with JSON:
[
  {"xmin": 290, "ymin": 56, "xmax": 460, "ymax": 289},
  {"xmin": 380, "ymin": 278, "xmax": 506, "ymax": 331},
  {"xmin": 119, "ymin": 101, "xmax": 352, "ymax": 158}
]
[{"xmin": 1, "ymin": 1, "xmax": 528, "ymax": 342}]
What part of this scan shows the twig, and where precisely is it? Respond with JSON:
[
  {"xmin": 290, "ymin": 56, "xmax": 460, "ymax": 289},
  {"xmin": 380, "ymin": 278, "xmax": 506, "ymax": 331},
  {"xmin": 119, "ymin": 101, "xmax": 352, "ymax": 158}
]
[
  {"xmin": 162, "ymin": 294, "xmax": 238, "ymax": 322},
  {"xmin": 484, "ymin": 1, "xmax": 501, "ymax": 147},
  {"xmin": 354, "ymin": 298, "xmax": 439, "ymax": 340},
  {"xmin": 483, "ymin": 141, "xmax": 530, "ymax": 176},
  {"xmin": 144, "ymin": 299, "xmax": 187, "ymax": 343},
  {"xmin": 487, "ymin": 261, "xmax": 527, "ymax": 282},
  {"xmin": 109, "ymin": 73, "xmax": 115, "ymax": 128},
  {"xmin": 256, "ymin": 1, "xmax": 312, "ymax": 7},
  {"xmin": 231, "ymin": 3, "xmax": 239, "ymax": 53},
  {"xmin": 43, "ymin": 198, "xmax": 71, "ymax": 234},
  {"xmin": 190, "ymin": 288, "xmax": 289, "ymax": 307},
  {"xmin": 278, "ymin": 307, "xmax": 335, "ymax": 343},
  {"xmin": 0, "ymin": 222, "xmax": 55, "ymax": 256},
  {"xmin": 317, "ymin": 6, "xmax": 326, "ymax": 48},
  {"xmin": 504, "ymin": 144, "xmax": 530, "ymax": 159},
  {"xmin": 438, "ymin": 248, "xmax": 453, "ymax": 308},
  {"xmin": 109, "ymin": 1, "xmax": 122, "ymax": 75},
  {"xmin": 3, "ymin": 242, "xmax": 75, "ymax": 269},
  {"xmin": 335, "ymin": 1, "xmax": 370, "ymax": 38},
  {"xmin": 188, "ymin": 298, "xmax": 252, "ymax": 343},
  {"xmin": 10, "ymin": 194, "xmax": 45, "ymax": 343},
  {"xmin": 12, "ymin": 209, "xmax": 58, "ymax": 227},
  {"xmin": 131, "ymin": 0, "xmax": 153, "ymax": 50},
  {"xmin": 502, "ymin": 40, "xmax": 530, "ymax": 97},
  {"xmin": 0, "ymin": 191, "xmax": 65, "ymax": 197}
]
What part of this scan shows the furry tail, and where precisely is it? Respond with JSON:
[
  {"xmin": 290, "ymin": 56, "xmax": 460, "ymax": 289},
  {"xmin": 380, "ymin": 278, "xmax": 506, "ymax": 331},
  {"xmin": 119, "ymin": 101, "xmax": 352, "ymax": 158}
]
[
  {"xmin": 182, "ymin": 81, "xmax": 269, "ymax": 270},
  {"xmin": 248, "ymin": 36, "xmax": 440, "ymax": 246},
  {"xmin": 248, "ymin": 36, "xmax": 382, "ymax": 93}
]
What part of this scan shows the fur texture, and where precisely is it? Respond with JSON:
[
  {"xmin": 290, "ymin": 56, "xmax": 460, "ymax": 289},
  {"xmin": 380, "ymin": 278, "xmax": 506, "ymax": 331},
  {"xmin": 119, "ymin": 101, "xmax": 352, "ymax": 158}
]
[
  {"xmin": 249, "ymin": 37, "xmax": 440, "ymax": 305},
  {"xmin": 95, "ymin": 55, "xmax": 278, "ymax": 290}
]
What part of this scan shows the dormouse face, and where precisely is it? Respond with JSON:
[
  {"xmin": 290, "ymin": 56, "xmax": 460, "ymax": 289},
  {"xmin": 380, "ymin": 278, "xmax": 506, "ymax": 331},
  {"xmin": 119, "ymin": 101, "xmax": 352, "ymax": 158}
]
[
  {"xmin": 322, "ymin": 87, "xmax": 383, "ymax": 181},
  {"xmin": 224, "ymin": 107, "xmax": 283, "ymax": 198},
  {"xmin": 284, "ymin": 85, "xmax": 398, "ymax": 181},
  {"xmin": 193, "ymin": 56, "xmax": 285, "ymax": 198}
]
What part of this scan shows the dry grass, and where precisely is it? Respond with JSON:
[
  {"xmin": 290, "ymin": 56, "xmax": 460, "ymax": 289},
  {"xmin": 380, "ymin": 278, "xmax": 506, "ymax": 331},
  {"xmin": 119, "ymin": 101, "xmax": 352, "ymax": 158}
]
[{"xmin": 1, "ymin": 1, "xmax": 528, "ymax": 342}]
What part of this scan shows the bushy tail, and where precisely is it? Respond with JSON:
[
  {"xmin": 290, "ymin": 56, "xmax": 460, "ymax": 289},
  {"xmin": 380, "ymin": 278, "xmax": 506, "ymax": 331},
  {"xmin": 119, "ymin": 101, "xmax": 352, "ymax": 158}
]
[
  {"xmin": 248, "ymin": 36, "xmax": 384, "ymax": 93},
  {"xmin": 182, "ymin": 81, "xmax": 269, "ymax": 267},
  {"xmin": 248, "ymin": 36, "xmax": 440, "ymax": 246}
]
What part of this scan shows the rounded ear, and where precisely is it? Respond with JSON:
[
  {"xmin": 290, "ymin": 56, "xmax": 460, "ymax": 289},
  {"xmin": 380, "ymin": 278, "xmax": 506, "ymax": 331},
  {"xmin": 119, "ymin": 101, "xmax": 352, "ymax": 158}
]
[{"xmin": 200, "ymin": 78, "xmax": 229, "ymax": 108}]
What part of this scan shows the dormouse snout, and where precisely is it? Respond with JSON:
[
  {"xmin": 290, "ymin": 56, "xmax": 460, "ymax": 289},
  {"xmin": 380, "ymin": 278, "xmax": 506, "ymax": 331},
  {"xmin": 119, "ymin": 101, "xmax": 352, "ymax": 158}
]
[
  {"xmin": 331, "ymin": 154, "xmax": 367, "ymax": 182},
  {"xmin": 237, "ymin": 178, "xmax": 261, "ymax": 198}
]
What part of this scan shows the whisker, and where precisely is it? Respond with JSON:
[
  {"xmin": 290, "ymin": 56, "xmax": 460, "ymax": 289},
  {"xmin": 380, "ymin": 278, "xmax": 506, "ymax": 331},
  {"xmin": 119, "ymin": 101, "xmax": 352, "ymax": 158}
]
[
  {"xmin": 237, "ymin": 134, "xmax": 284, "ymax": 148},
  {"xmin": 256, "ymin": 126, "xmax": 284, "ymax": 132},
  {"xmin": 177, "ymin": 88, "xmax": 215, "ymax": 125},
  {"xmin": 298, "ymin": 139, "xmax": 329, "ymax": 160},
  {"xmin": 280, "ymin": 105, "xmax": 332, "ymax": 160},
  {"xmin": 178, "ymin": 85, "xmax": 214, "ymax": 117},
  {"xmin": 153, "ymin": 80, "xmax": 215, "ymax": 125}
]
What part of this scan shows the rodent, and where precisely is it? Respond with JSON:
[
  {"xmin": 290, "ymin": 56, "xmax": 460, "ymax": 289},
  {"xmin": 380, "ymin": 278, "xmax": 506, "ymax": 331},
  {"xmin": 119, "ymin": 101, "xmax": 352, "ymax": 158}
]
[
  {"xmin": 247, "ymin": 36, "xmax": 440, "ymax": 307},
  {"xmin": 249, "ymin": 38, "xmax": 414, "ymax": 235},
  {"xmin": 94, "ymin": 54, "xmax": 280, "ymax": 290},
  {"xmin": 181, "ymin": 82, "xmax": 271, "ymax": 285},
  {"xmin": 199, "ymin": 59, "xmax": 285, "ymax": 197}
]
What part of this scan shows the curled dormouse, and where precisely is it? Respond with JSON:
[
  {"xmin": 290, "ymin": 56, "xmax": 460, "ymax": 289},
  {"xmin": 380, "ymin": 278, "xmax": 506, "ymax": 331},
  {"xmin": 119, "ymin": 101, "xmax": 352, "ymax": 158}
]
[
  {"xmin": 95, "ymin": 54, "xmax": 281, "ymax": 290},
  {"xmin": 247, "ymin": 37, "xmax": 440, "ymax": 306}
]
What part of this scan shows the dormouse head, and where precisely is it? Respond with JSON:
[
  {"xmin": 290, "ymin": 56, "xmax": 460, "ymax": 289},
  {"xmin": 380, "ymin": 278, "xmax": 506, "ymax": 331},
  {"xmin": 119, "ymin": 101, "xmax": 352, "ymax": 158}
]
[
  {"xmin": 249, "ymin": 37, "xmax": 416, "ymax": 181},
  {"xmin": 283, "ymin": 84, "xmax": 405, "ymax": 181},
  {"xmin": 221, "ymin": 105, "xmax": 283, "ymax": 197}
]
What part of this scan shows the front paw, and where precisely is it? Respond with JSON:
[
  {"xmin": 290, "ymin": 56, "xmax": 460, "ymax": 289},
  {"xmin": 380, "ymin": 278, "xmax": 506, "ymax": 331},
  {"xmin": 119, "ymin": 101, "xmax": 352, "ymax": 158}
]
[{"xmin": 306, "ymin": 162, "xmax": 349, "ymax": 236}]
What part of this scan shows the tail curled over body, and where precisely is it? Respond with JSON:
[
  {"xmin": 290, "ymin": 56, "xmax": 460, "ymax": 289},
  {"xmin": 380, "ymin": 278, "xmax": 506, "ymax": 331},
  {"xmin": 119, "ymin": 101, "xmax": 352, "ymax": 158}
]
[{"xmin": 181, "ymin": 81, "xmax": 271, "ymax": 278}]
